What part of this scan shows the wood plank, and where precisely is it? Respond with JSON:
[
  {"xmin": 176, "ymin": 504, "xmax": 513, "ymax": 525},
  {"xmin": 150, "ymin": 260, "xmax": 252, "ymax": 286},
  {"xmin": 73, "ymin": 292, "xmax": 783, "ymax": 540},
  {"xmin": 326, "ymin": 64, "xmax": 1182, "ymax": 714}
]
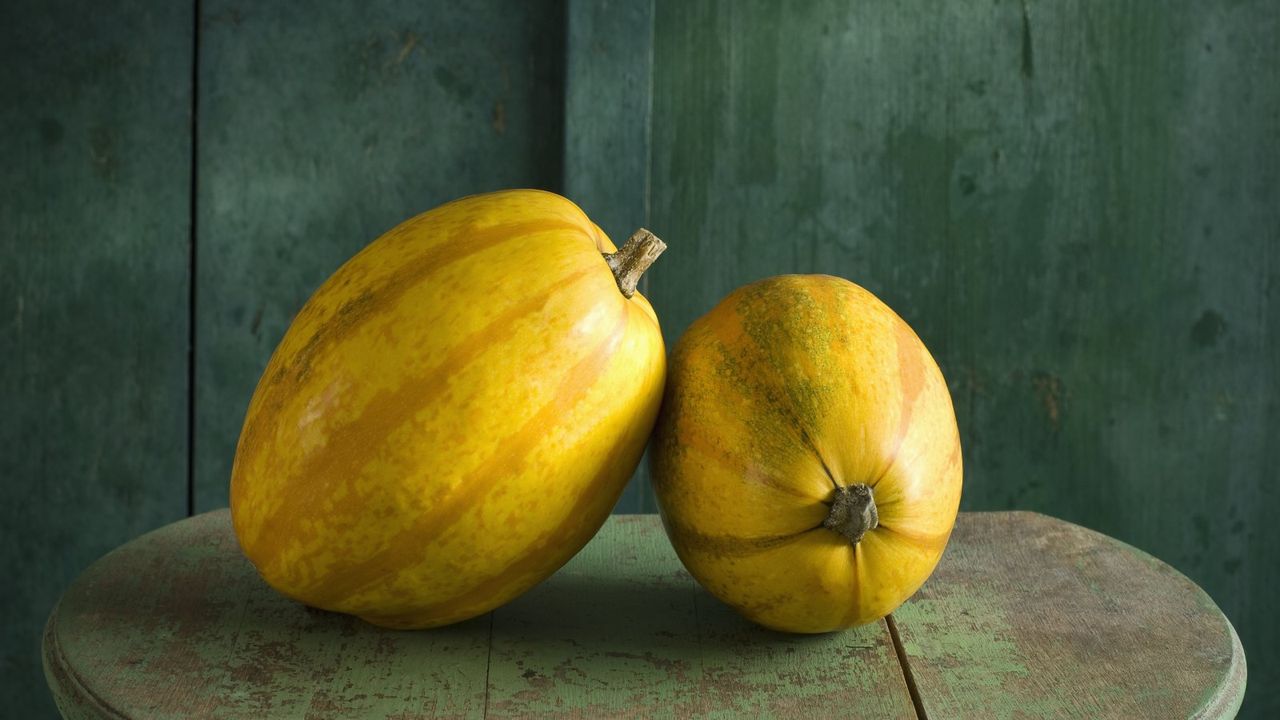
[
  {"xmin": 44, "ymin": 510, "xmax": 491, "ymax": 719},
  {"xmin": 484, "ymin": 516, "xmax": 703, "ymax": 717},
  {"xmin": 0, "ymin": 1, "xmax": 193, "ymax": 717},
  {"xmin": 891, "ymin": 512, "xmax": 1246, "ymax": 719},
  {"xmin": 563, "ymin": 0, "xmax": 658, "ymax": 513},
  {"xmin": 648, "ymin": 0, "xmax": 952, "ymax": 347},
  {"xmin": 487, "ymin": 516, "xmax": 913, "ymax": 719},
  {"xmin": 193, "ymin": 0, "xmax": 569, "ymax": 510},
  {"xmin": 688, "ymin": 583, "xmax": 911, "ymax": 719},
  {"xmin": 565, "ymin": 0, "xmax": 655, "ymax": 245},
  {"xmin": 45, "ymin": 512, "xmax": 912, "ymax": 719},
  {"xmin": 646, "ymin": 1, "xmax": 1279, "ymax": 715}
]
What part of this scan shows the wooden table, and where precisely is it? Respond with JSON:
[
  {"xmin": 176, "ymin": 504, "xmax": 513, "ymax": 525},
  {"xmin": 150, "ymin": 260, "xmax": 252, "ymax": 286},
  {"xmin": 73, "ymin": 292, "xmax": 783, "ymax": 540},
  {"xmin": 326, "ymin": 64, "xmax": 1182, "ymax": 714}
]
[{"xmin": 43, "ymin": 511, "xmax": 1244, "ymax": 719}]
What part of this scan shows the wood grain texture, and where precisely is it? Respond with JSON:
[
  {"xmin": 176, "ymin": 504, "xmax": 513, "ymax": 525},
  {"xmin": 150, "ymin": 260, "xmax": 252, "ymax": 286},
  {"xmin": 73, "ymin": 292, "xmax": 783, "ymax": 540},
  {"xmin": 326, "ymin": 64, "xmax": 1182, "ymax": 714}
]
[
  {"xmin": 646, "ymin": 1, "xmax": 1278, "ymax": 715},
  {"xmin": 44, "ymin": 510, "xmax": 491, "ymax": 719},
  {"xmin": 892, "ymin": 512, "xmax": 1246, "ymax": 719},
  {"xmin": 193, "ymin": 0, "xmax": 568, "ymax": 511},
  {"xmin": 487, "ymin": 516, "xmax": 913, "ymax": 719},
  {"xmin": 9, "ymin": 2, "xmax": 1276, "ymax": 718},
  {"xmin": 564, "ymin": 0, "xmax": 657, "ymax": 513},
  {"xmin": 44, "ymin": 512, "xmax": 913, "ymax": 719},
  {"xmin": 932, "ymin": 8, "xmax": 1279, "ymax": 715},
  {"xmin": 0, "ymin": 1, "xmax": 193, "ymax": 718}
]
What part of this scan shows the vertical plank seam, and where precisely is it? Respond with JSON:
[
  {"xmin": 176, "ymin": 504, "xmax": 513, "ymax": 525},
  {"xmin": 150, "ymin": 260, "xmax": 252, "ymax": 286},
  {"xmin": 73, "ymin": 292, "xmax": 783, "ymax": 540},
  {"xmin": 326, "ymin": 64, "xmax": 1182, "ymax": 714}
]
[
  {"xmin": 186, "ymin": 0, "xmax": 202, "ymax": 518},
  {"xmin": 553, "ymin": 0, "xmax": 570, "ymax": 199},
  {"xmin": 639, "ymin": 0, "xmax": 657, "ymax": 513},
  {"xmin": 482, "ymin": 611, "xmax": 494, "ymax": 718},
  {"xmin": 885, "ymin": 614, "xmax": 928, "ymax": 720},
  {"xmin": 942, "ymin": 1, "xmax": 956, "ymax": 430},
  {"xmin": 691, "ymin": 581, "xmax": 706, "ymax": 716},
  {"xmin": 639, "ymin": 0, "xmax": 656, "ymax": 299}
]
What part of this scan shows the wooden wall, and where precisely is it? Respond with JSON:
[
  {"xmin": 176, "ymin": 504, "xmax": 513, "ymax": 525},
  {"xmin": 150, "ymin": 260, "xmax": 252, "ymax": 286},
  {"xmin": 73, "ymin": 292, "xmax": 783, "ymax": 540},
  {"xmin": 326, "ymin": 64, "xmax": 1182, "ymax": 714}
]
[
  {"xmin": 3, "ymin": 1, "xmax": 567, "ymax": 716},
  {"xmin": 193, "ymin": 0, "xmax": 567, "ymax": 510},
  {"xmin": 642, "ymin": 2, "xmax": 1279, "ymax": 716},
  {"xmin": 2, "ymin": 2, "xmax": 194, "ymax": 716},
  {"xmin": 2, "ymin": 1, "xmax": 1276, "ymax": 717}
]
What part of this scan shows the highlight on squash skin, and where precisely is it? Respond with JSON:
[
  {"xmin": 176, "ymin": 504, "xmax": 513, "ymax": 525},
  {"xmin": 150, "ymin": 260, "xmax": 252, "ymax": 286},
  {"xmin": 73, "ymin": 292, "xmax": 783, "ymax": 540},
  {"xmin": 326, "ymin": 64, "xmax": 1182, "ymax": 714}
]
[
  {"xmin": 229, "ymin": 189, "xmax": 666, "ymax": 629},
  {"xmin": 652, "ymin": 274, "xmax": 962, "ymax": 634}
]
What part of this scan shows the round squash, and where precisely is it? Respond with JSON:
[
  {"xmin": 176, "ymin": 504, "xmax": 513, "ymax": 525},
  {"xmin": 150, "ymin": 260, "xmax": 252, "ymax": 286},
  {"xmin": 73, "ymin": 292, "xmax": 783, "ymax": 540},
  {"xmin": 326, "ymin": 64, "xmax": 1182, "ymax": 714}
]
[
  {"xmin": 652, "ymin": 274, "xmax": 962, "ymax": 633},
  {"xmin": 230, "ymin": 189, "xmax": 666, "ymax": 629}
]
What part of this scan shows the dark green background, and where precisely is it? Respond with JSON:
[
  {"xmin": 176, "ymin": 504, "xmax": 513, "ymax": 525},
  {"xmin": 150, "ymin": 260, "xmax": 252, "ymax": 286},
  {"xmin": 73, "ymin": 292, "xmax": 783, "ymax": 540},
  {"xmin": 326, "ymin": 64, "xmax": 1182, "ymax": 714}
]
[{"xmin": 3, "ymin": 0, "xmax": 1276, "ymax": 716}]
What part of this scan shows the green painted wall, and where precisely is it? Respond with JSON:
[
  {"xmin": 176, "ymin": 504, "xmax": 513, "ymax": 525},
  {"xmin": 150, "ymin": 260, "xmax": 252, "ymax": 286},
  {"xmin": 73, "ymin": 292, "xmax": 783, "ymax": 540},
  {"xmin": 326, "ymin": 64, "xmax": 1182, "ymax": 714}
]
[
  {"xmin": 3, "ymin": 0, "xmax": 1277, "ymax": 717},
  {"xmin": 1, "ymin": 2, "xmax": 193, "ymax": 717},
  {"xmin": 647, "ymin": 1, "xmax": 1279, "ymax": 716},
  {"xmin": 3, "ymin": 1, "xmax": 566, "ymax": 717},
  {"xmin": 193, "ymin": 0, "xmax": 567, "ymax": 510}
]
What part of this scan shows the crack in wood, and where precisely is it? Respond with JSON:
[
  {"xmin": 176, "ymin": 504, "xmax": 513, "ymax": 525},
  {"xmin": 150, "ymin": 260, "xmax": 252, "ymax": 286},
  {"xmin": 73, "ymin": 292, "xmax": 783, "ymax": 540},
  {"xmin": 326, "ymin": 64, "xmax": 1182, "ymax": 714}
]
[{"xmin": 887, "ymin": 614, "xmax": 928, "ymax": 720}]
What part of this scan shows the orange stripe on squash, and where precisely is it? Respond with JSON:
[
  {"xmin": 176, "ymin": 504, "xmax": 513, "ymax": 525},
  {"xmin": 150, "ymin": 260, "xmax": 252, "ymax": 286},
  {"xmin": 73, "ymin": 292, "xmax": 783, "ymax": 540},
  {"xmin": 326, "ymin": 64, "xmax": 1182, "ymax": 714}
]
[
  {"xmin": 652, "ymin": 274, "xmax": 961, "ymax": 634},
  {"xmin": 248, "ymin": 263, "xmax": 602, "ymax": 567},
  {"xmin": 229, "ymin": 190, "xmax": 666, "ymax": 628},
  {"xmin": 237, "ymin": 219, "xmax": 584, "ymax": 471},
  {"xmin": 358, "ymin": 376, "xmax": 655, "ymax": 628},
  {"xmin": 302, "ymin": 308, "xmax": 630, "ymax": 609}
]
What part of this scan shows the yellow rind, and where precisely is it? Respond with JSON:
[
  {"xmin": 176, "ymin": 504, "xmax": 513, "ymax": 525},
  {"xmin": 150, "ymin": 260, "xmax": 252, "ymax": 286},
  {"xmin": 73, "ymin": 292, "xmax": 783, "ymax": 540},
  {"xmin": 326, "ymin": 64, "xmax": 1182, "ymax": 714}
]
[
  {"xmin": 230, "ymin": 190, "xmax": 665, "ymax": 628},
  {"xmin": 653, "ymin": 274, "xmax": 961, "ymax": 633}
]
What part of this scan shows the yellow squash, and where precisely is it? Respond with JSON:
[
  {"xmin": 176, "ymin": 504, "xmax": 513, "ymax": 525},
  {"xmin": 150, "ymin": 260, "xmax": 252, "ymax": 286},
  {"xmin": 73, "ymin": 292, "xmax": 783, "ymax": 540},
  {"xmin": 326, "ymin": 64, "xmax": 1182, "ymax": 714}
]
[
  {"xmin": 652, "ymin": 275, "xmax": 962, "ymax": 633},
  {"xmin": 230, "ymin": 190, "xmax": 666, "ymax": 629}
]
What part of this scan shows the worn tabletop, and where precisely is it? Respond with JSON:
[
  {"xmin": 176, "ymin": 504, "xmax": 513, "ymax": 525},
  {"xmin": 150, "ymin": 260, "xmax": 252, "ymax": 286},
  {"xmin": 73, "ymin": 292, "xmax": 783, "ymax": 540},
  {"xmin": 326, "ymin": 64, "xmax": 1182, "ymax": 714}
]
[{"xmin": 44, "ymin": 511, "xmax": 1244, "ymax": 719}]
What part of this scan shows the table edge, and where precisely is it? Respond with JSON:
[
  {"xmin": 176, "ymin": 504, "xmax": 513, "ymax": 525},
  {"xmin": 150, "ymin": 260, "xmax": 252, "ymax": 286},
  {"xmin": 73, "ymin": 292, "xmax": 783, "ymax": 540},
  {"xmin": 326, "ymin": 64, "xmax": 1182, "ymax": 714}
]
[
  {"xmin": 928, "ymin": 509, "xmax": 1249, "ymax": 719},
  {"xmin": 43, "ymin": 599, "xmax": 131, "ymax": 720},
  {"xmin": 1191, "ymin": 619, "xmax": 1247, "ymax": 720},
  {"xmin": 44, "ymin": 508, "xmax": 1247, "ymax": 719}
]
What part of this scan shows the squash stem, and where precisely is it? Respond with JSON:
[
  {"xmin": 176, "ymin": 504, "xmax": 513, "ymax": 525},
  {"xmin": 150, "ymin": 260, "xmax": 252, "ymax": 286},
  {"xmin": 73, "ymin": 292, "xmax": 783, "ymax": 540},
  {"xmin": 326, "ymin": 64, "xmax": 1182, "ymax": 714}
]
[
  {"xmin": 823, "ymin": 484, "xmax": 879, "ymax": 545},
  {"xmin": 604, "ymin": 229, "xmax": 666, "ymax": 298}
]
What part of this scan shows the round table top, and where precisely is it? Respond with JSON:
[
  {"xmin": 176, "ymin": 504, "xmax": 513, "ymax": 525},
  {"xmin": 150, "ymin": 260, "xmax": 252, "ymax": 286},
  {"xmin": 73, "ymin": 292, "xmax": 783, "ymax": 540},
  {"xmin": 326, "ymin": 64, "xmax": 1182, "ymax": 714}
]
[{"xmin": 44, "ymin": 510, "xmax": 1244, "ymax": 719}]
